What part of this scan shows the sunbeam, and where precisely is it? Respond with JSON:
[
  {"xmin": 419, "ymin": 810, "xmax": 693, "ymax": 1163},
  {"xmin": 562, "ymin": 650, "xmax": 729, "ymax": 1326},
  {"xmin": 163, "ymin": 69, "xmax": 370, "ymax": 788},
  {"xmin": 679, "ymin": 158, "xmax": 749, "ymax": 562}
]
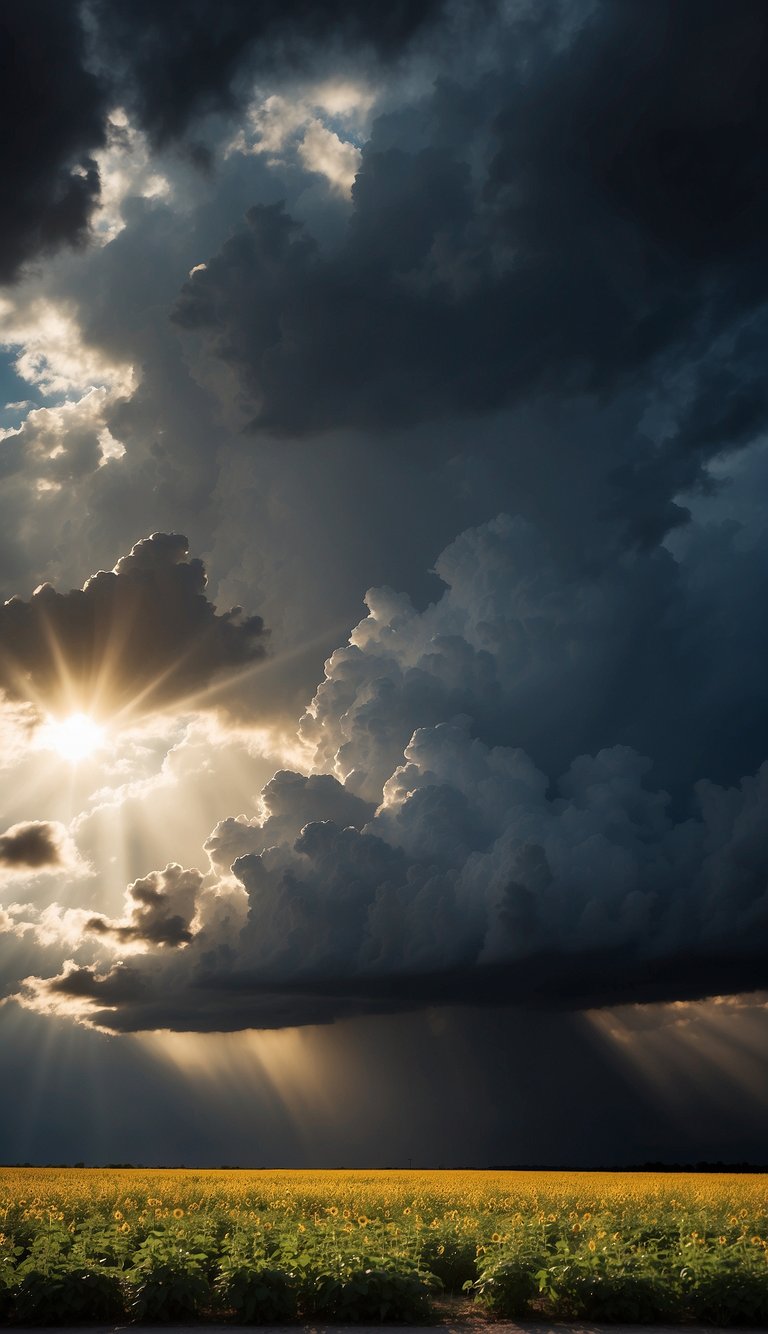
[
  {"xmin": 587, "ymin": 996, "xmax": 768, "ymax": 1123},
  {"xmin": 3, "ymin": 0, "xmax": 768, "ymax": 1181}
]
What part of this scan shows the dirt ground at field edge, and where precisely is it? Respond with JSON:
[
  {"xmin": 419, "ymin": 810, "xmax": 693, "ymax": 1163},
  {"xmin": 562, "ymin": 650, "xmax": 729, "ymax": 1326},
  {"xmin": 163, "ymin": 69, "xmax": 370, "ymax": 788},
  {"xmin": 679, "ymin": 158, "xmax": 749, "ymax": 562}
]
[
  {"xmin": 2, "ymin": 1303, "xmax": 767, "ymax": 1333},
  {"xmin": 3, "ymin": 1322, "xmax": 768, "ymax": 1334},
  {"xmin": 3, "ymin": 1326, "xmax": 768, "ymax": 1334}
]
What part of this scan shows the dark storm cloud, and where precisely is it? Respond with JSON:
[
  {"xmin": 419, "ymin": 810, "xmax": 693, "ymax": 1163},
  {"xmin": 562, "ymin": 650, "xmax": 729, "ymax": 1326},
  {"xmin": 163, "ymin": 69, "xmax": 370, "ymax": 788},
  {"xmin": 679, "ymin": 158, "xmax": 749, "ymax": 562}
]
[
  {"xmin": 46, "ymin": 959, "xmax": 146, "ymax": 1005},
  {"xmin": 0, "ymin": 821, "xmax": 65, "ymax": 869},
  {"xmin": 88, "ymin": 0, "xmax": 452, "ymax": 145},
  {"xmin": 0, "ymin": 0, "xmax": 105, "ymax": 282},
  {"xmin": 172, "ymin": 0, "xmax": 768, "ymax": 508},
  {"xmin": 19, "ymin": 780, "xmax": 768, "ymax": 1028},
  {"xmin": 298, "ymin": 513, "xmax": 768, "ymax": 801},
  {"xmin": 0, "ymin": 532, "xmax": 267, "ymax": 717},
  {"xmin": 9, "ymin": 505, "xmax": 768, "ymax": 1033},
  {"xmin": 1, "ymin": 0, "xmax": 453, "ymax": 283},
  {"xmin": 206, "ymin": 770, "xmax": 374, "ymax": 869},
  {"xmin": 6, "ymin": 0, "xmax": 768, "ymax": 1053},
  {"xmin": 84, "ymin": 864, "xmax": 204, "ymax": 947}
]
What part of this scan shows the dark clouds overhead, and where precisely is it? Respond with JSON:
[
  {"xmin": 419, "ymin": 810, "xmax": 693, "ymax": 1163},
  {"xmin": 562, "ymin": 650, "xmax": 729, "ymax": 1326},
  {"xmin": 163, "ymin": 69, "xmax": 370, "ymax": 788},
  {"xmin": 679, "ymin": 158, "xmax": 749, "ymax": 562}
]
[
  {"xmin": 3, "ymin": 0, "xmax": 768, "ymax": 1170},
  {"xmin": 206, "ymin": 770, "xmax": 374, "ymax": 869},
  {"xmin": 0, "ymin": 532, "xmax": 267, "ymax": 718},
  {"xmin": 0, "ymin": 821, "xmax": 66, "ymax": 869},
  {"xmin": 11, "ymin": 514, "xmax": 768, "ymax": 1034},
  {"xmin": 171, "ymin": 0, "xmax": 768, "ymax": 534},
  {"xmin": 85, "ymin": 864, "xmax": 204, "ymax": 946},
  {"xmin": 16, "ymin": 735, "xmax": 768, "ymax": 1032},
  {"xmin": 89, "ymin": 0, "xmax": 451, "ymax": 145},
  {"xmin": 299, "ymin": 514, "xmax": 768, "ymax": 800},
  {"xmin": 0, "ymin": 0, "xmax": 453, "ymax": 282},
  {"xmin": 0, "ymin": 0, "xmax": 105, "ymax": 282}
]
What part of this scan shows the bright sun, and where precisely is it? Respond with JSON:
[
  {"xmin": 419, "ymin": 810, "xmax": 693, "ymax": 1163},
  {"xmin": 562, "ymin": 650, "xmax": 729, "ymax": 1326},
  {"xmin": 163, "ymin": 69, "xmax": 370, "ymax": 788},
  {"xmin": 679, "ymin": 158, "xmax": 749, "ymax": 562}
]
[{"xmin": 39, "ymin": 712, "xmax": 106, "ymax": 763}]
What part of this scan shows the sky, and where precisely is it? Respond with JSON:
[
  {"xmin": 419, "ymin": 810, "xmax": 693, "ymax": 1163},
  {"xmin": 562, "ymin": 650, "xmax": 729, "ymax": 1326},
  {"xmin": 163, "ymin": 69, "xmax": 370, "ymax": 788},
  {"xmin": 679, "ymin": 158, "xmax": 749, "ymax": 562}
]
[{"xmin": 1, "ymin": 0, "xmax": 768, "ymax": 1168}]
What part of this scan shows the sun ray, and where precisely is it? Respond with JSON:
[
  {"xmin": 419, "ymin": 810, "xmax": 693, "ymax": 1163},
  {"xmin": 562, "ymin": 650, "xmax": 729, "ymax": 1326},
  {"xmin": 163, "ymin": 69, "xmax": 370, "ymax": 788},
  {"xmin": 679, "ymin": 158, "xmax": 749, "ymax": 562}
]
[
  {"xmin": 586, "ymin": 997, "xmax": 768, "ymax": 1118},
  {"xmin": 111, "ymin": 619, "xmax": 352, "ymax": 725}
]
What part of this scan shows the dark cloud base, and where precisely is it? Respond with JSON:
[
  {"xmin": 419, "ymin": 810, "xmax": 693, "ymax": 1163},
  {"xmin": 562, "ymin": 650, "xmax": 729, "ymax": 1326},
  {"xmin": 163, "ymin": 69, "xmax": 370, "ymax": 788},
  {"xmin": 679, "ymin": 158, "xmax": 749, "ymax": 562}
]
[
  {"xmin": 26, "ymin": 952, "xmax": 768, "ymax": 1036},
  {"xmin": 172, "ymin": 0, "xmax": 768, "ymax": 527},
  {"xmin": 0, "ymin": 0, "xmax": 105, "ymax": 281},
  {"xmin": 0, "ymin": 533, "xmax": 267, "ymax": 719},
  {"xmin": 0, "ymin": 0, "xmax": 455, "ymax": 282},
  {"xmin": 9, "ymin": 510, "xmax": 768, "ymax": 1038},
  {"xmin": 3, "ymin": 0, "xmax": 768, "ymax": 1182},
  {"xmin": 90, "ymin": 0, "xmax": 452, "ymax": 144},
  {"xmin": 0, "ymin": 821, "xmax": 64, "ymax": 869}
]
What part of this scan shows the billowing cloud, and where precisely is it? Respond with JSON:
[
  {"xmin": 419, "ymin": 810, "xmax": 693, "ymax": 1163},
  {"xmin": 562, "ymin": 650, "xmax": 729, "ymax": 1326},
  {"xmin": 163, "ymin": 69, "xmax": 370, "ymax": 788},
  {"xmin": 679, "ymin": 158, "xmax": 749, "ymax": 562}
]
[
  {"xmin": 301, "ymin": 513, "xmax": 768, "ymax": 800},
  {"xmin": 88, "ymin": 0, "xmax": 448, "ymax": 145},
  {"xmin": 297, "ymin": 122, "xmax": 362, "ymax": 194},
  {"xmin": 0, "ymin": 821, "xmax": 69, "ymax": 870},
  {"xmin": 0, "ymin": 1, "xmax": 105, "ymax": 282},
  {"xmin": 171, "ymin": 0, "xmax": 768, "ymax": 517},
  {"xmin": 13, "ymin": 730, "xmax": 768, "ymax": 1032},
  {"xmin": 229, "ymin": 81, "xmax": 371, "ymax": 196},
  {"xmin": 205, "ymin": 770, "xmax": 374, "ymax": 869},
  {"xmin": 11, "ymin": 514, "xmax": 768, "ymax": 1033},
  {"xmin": 3, "ymin": 0, "xmax": 768, "ymax": 1168},
  {"xmin": 0, "ymin": 532, "xmax": 267, "ymax": 719},
  {"xmin": 0, "ymin": 388, "xmax": 125, "ymax": 489},
  {"xmin": 84, "ymin": 863, "xmax": 204, "ymax": 947},
  {"xmin": 1, "ymin": 0, "xmax": 449, "ymax": 283}
]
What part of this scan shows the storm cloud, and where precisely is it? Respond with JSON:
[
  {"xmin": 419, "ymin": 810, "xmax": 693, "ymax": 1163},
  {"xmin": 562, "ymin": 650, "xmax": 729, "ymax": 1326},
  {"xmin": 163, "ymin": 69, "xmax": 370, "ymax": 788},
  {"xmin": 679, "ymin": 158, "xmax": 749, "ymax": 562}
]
[
  {"xmin": 171, "ymin": 0, "xmax": 768, "ymax": 519},
  {"xmin": 14, "ymin": 730, "xmax": 768, "ymax": 1032},
  {"xmin": 89, "ymin": 0, "xmax": 451, "ymax": 145},
  {"xmin": 205, "ymin": 770, "xmax": 374, "ymax": 870},
  {"xmin": 0, "ymin": 820, "xmax": 68, "ymax": 869},
  {"xmin": 0, "ymin": 1, "xmax": 105, "ymax": 282},
  {"xmin": 0, "ymin": 532, "xmax": 267, "ymax": 718},
  {"xmin": 300, "ymin": 514, "xmax": 768, "ymax": 799},
  {"xmin": 0, "ymin": 0, "xmax": 452, "ymax": 283},
  {"xmin": 11, "ymin": 513, "xmax": 768, "ymax": 1033},
  {"xmin": 3, "ymin": 0, "xmax": 768, "ymax": 1164},
  {"xmin": 84, "ymin": 863, "xmax": 204, "ymax": 947}
]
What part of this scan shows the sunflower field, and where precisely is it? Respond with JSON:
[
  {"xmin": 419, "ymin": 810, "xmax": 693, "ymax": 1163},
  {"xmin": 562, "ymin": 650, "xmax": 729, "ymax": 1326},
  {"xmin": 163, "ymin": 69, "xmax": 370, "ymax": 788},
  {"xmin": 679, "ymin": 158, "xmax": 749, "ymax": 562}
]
[{"xmin": 1, "ymin": 1167, "xmax": 767, "ymax": 1324}]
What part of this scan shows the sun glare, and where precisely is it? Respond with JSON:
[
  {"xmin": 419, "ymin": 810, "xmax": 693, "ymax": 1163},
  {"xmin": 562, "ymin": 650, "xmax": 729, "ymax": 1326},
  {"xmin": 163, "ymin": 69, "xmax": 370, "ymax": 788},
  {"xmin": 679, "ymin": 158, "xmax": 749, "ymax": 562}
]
[{"xmin": 39, "ymin": 712, "xmax": 106, "ymax": 763}]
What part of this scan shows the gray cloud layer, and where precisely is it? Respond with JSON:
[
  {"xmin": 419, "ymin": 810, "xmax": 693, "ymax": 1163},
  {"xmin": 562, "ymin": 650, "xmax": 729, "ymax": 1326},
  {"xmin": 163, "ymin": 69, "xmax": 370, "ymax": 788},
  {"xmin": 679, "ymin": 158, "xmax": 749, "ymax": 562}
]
[
  {"xmin": 0, "ymin": 821, "xmax": 66, "ymax": 869},
  {"xmin": 17, "ymin": 731, "xmax": 768, "ymax": 1031},
  {"xmin": 171, "ymin": 0, "xmax": 768, "ymax": 538},
  {"xmin": 90, "ymin": 0, "xmax": 450, "ymax": 145},
  {"xmin": 0, "ymin": 0, "xmax": 453, "ymax": 283},
  {"xmin": 84, "ymin": 864, "xmax": 205, "ymax": 947},
  {"xmin": 11, "ymin": 513, "xmax": 768, "ymax": 1033},
  {"xmin": 0, "ymin": 533, "xmax": 267, "ymax": 718},
  {"xmin": 0, "ymin": 0, "xmax": 105, "ymax": 281},
  {"xmin": 3, "ymin": 1, "xmax": 768, "ymax": 1076}
]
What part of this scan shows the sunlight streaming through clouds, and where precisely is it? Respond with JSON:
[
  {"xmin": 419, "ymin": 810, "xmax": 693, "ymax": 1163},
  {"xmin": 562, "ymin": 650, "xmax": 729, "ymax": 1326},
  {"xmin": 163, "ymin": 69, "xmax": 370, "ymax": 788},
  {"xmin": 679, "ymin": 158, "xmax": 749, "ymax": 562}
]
[{"xmin": 1, "ymin": 0, "xmax": 768, "ymax": 1167}]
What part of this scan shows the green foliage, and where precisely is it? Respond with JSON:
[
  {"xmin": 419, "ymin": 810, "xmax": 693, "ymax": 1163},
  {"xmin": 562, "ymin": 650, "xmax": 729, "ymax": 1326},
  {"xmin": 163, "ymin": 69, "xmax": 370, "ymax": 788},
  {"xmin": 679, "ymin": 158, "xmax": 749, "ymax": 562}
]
[
  {"xmin": 128, "ymin": 1262, "xmax": 212, "ymax": 1322},
  {"xmin": 684, "ymin": 1264, "xmax": 768, "ymax": 1325},
  {"xmin": 540, "ymin": 1257, "xmax": 681, "ymax": 1323},
  {"xmin": 128, "ymin": 1229, "xmax": 213, "ymax": 1320},
  {"xmin": 2, "ymin": 1168, "xmax": 768, "ymax": 1325},
  {"xmin": 305, "ymin": 1267, "xmax": 432, "ymax": 1322},
  {"xmin": 419, "ymin": 1236, "xmax": 476, "ymax": 1291},
  {"xmin": 467, "ymin": 1256, "xmax": 543, "ymax": 1317},
  {"xmin": 216, "ymin": 1264, "xmax": 299, "ymax": 1323},
  {"xmin": 0, "ymin": 1275, "xmax": 15, "ymax": 1324},
  {"xmin": 11, "ymin": 1266, "xmax": 126, "ymax": 1324}
]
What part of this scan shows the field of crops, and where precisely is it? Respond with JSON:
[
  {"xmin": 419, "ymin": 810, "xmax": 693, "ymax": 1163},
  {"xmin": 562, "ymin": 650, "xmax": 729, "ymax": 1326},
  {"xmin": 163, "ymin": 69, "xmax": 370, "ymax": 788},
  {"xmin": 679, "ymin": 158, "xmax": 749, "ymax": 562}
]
[{"xmin": 1, "ymin": 1167, "xmax": 768, "ymax": 1324}]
